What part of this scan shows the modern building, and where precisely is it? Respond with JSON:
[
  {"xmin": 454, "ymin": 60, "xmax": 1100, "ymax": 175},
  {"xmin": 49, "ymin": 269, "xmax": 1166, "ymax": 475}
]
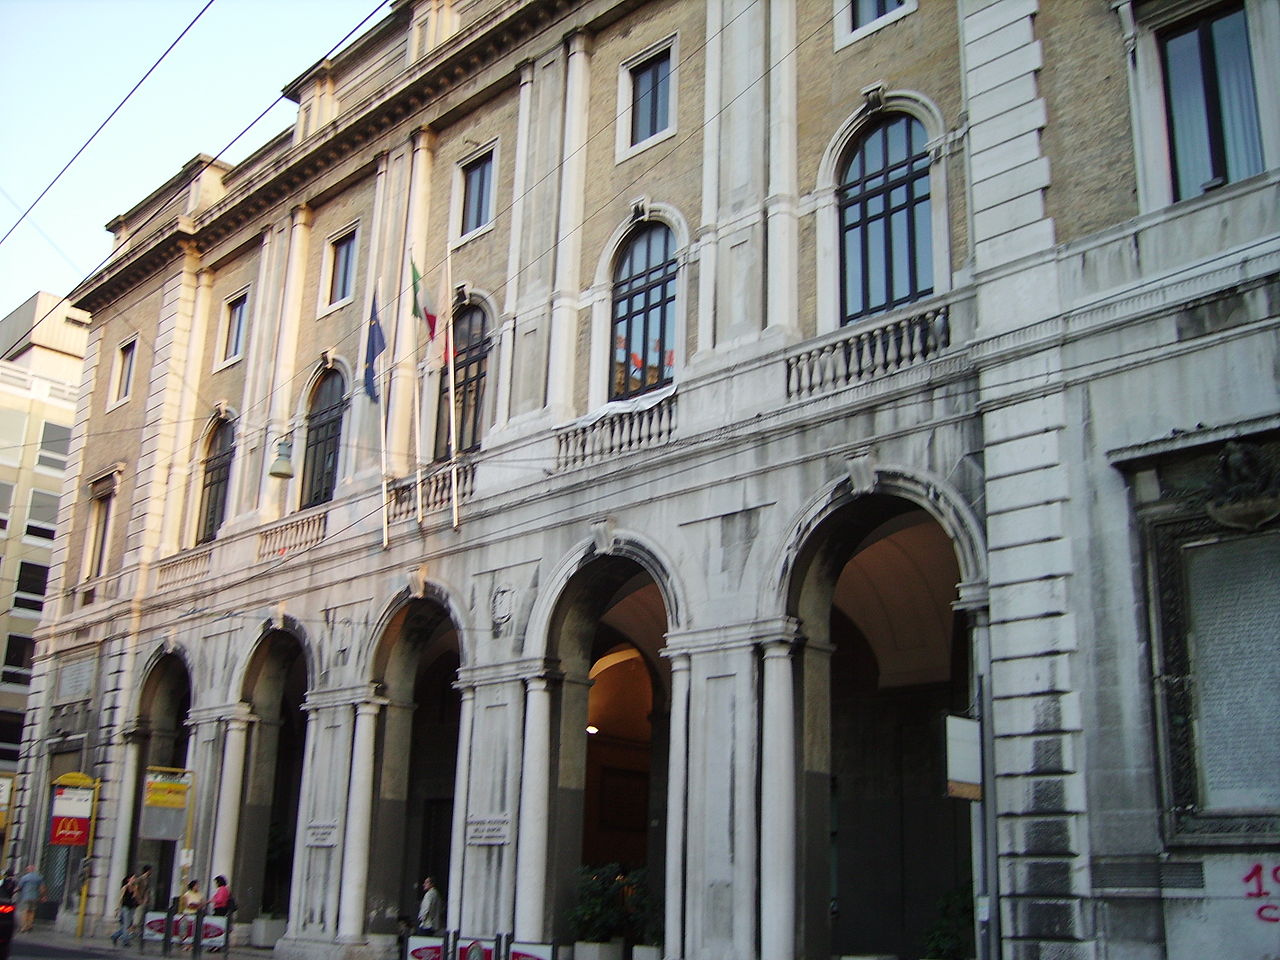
[
  {"xmin": 0, "ymin": 292, "xmax": 86, "ymax": 857},
  {"xmin": 9, "ymin": 0, "xmax": 1280, "ymax": 958}
]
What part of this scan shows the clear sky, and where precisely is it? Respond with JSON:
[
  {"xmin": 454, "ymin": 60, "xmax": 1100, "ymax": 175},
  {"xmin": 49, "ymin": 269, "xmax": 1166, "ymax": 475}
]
[{"xmin": 0, "ymin": 0, "xmax": 390, "ymax": 318}]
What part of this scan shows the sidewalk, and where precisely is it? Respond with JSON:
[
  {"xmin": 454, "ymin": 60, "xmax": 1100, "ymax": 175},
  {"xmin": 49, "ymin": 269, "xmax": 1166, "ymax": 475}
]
[{"xmin": 14, "ymin": 921, "xmax": 277, "ymax": 958}]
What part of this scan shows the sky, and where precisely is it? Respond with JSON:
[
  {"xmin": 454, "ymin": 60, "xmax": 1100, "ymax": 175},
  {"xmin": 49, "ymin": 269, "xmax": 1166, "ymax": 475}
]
[{"xmin": 0, "ymin": 0, "xmax": 392, "ymax": 319}]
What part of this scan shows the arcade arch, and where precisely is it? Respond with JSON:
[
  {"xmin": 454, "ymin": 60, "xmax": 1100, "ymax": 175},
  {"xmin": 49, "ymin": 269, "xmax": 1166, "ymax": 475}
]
[
  {"xmin": 366, "ymin": 596, "xmax": 462, "ymax": 933},
  {"xmin": 789, "ymin": 490, "xmax": 978, "ymax": 960}
]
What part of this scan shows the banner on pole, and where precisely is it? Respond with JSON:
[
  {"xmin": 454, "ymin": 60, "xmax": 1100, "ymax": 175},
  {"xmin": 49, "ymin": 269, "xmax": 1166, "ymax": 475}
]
[
  {"xmin": 0, "ymin": 773, "xmax": 14, "ymax": 829},
  {"xmin": 139, "ymin": 768, "xmax": 192, "ymax": 840},
  {"xmin": 945, "ymin": 715, "xmax": 982, "ymax": 800}
]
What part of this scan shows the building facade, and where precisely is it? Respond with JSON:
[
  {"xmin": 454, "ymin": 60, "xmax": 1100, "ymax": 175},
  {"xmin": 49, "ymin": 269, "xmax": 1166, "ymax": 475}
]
[
  {"xmin": 0, "ymin": 292, "xmax": 86, "ymax": 858},
  {"xmin": 10, "ymin": 1, "xmax": 1280, "ymax": 958}
]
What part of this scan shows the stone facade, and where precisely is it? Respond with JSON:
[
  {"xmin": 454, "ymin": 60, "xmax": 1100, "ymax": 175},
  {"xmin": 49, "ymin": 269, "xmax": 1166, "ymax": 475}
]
[{"xmin": 10, "ymin": 1, "xmax": 1280, "ymax": 959}]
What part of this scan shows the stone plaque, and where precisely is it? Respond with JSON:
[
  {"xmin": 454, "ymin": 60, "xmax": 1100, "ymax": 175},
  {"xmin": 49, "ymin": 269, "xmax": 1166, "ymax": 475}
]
[
  {"xmin": 305, "ymin": 822, "xmax": 339, "ymax": 847},
  {"xmin": 55, "ymin": 657, "xmax": 95, "ymax": 703},
  {"xmin": 465, "ymin": 816, "xmax": 510, "ymax": 845},
  {"xmin": 1185, "ymin": 534, "xmax": 1280, "ymax": 810}
]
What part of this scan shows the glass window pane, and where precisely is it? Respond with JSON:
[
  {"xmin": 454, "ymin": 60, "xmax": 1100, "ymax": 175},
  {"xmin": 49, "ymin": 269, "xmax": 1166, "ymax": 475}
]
[
  {"xmin": 1211, "ymin": 10, "xmax": 1263, "ymax": 184},
  {"xmin": 1163, "ymin": 29, "xmax": 1214, "ymax": 199}
]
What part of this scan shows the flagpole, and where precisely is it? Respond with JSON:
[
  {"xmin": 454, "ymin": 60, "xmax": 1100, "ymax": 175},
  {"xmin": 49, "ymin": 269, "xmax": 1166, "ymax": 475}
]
[
  {"xmin": 377, "ymin": 282, "xmax": 390, "ymax": 549},
  {"xmin": 410, "ymin": 246, "xmax": 424, "ymax": 525},
  {"xmin": 444, "ymin": 249, "xmax": 460, "ymax": 530}
]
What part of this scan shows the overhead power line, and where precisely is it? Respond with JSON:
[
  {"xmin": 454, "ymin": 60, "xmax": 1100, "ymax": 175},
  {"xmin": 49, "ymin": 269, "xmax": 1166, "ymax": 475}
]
[{"xmin": 0, "ymin": 0, "xmax": 219, "ymax": 254}]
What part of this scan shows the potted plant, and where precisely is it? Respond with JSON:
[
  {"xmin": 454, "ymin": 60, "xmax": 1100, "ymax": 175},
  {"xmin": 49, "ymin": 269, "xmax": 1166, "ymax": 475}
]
[
  {"xmin": 920, "ymin": 887, "xmax": 975, "ymax": 960},
  {"xmin": 621, "ymin": 868, "xmax": 662, "ymax": 960},
  {"xmin": 567, "ymin": 865, "xmax": 627, "ymax": 960}
]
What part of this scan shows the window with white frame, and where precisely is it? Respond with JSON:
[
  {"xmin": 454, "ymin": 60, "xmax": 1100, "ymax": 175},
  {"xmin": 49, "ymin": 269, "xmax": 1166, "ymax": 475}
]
[
  {"xmin": 618, "ymin": 39, "xmax": 678, "ymax": 160},
  {"xmin": 0, "ymin": 482, "xmax": 12, "ymax": 530},
  {"xmin": 328, "ymin": 229, "xmax": 358, "ymax": 306},
  {"xmin": 113, "ymin": 338, "xmax": 137, "ymax": 403},
  {"xmin": 37, "ymin": 421, "xmax": 70, "ymax": 470},
  {"xmin": 13, "ymin": 561, "xmax": 48, "ymax": 612},
  {"xmin": 1127, "ymin": 0, "xmax": 1278, "ymax": 209},
  {"xmin": 460, "ymin": 150, "xmax": 494, "ymax": 237},
  {"xmin": 223, "ymin": 292, "xmax": 248, "ymax": 362},
  {"xmin": 26, "ymin": 490, "xmax": 59, "ymax": 541},
  {"xmin": 834, "ymin": 0, "xmax": 917, "ymax": 49},
  {"xmin": 3, "ymin": 635, "xmax": 33, "ymax": 686}
]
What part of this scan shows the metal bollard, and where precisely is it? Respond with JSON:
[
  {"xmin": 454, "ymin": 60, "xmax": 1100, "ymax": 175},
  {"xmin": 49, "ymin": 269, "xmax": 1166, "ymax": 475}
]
[
  {"xmin": 163, "ymin": 898, "xmax": 177, "ymax": 957},
  {"xmin": 192, "ymin": 906, "xmax": 205, "ymax": 958}
]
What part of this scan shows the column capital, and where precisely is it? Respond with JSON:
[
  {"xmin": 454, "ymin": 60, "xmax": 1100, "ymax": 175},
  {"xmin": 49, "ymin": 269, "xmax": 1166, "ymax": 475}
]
[
  {"xmin": 186, "ymin": 702, "xmax": 256, "ymax": 727},
  {"xmin": 665, "ymin": 617, "xmax": 802, "ymax": 655}
]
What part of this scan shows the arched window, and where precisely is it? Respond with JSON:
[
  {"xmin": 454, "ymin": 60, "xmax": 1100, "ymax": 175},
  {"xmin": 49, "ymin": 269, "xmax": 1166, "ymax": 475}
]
[
  {"xmin": 197, "ymin": 420, "xmax": 234, "ymax": 544},
  {"xmin": 611, "ymin": 222, "xmax": 677, "ymax": 401},
  {"xmin": 435, "ymin": 305, "xmax": 490, "ymax": 459},
  {"xmin": 838, "ymin": 113, "xmax": 932, "ymax": 323},
  {"xmin": 301, "ymin": 370, "xmax": 346, "ymax": 508}
]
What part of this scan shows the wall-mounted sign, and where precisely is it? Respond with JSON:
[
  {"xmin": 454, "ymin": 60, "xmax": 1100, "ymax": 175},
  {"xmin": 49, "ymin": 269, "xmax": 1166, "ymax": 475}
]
[
  {"xmin": 945, "ymin": 715, "xmax": 982, "ymax": 800},
  {"xmin": 306, "ymin": 822, "xmax": 339, "ymax": 847},
  {"xmin": 49, "ymin": 785, "xmax": 93, "ymax": 845},
  {"xmin": 465, "ymin": 817, "xmax": 510, "ymax": 845}
]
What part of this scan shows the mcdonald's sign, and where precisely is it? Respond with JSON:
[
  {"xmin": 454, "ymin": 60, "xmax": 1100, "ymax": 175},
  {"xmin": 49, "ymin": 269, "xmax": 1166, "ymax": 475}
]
[{"xmin": 49, "ymin": 815, "xmax": 89, "ymax": 846}]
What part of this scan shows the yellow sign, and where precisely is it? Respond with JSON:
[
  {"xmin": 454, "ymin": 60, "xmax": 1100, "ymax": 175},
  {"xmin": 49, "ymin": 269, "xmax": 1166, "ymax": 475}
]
[{"xmin": 143, "ymin": 780, "xmax": 189, "ymax": 809}]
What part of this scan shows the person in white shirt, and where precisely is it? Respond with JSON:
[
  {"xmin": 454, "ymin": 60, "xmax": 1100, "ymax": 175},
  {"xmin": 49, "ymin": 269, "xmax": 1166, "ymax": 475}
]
[{"xmin": 416, "ymin": 876, "xmax": 443, "ymax": 934}]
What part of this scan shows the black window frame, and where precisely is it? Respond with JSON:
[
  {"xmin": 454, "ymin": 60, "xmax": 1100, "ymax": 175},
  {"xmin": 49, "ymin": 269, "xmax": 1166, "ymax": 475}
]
[
  {"xmin": 301, "ymin": 371, "xmax": 347, "ymax": 509},
  {"xmin": 461, "ymin": 152, "xmax": 494, "ymax": 236},
  {"xmin": 852, "ymin": 0, "xmax": 905, "ymax": 28},
  {"xmin": 434, "ymin": 305, "xmax": 491, "ymax": 460},
  {"xmin": 610, "ymin": 222, "xmax": 678, "ymax": 402},
  {"xmin": 15, "ymin": 561, "xmax": 48, "ymax": 611},
  {"xmin": 630, "ymin": 49, "xmax": 672, "ymax": 146},
  {"xmin": 329, "ymin": 231, "xmax": 357, "ymax": 305},
  {"xmin": 196, "ymin": 420, "xmax": 235, "ymax": 544},
  {"xmin": 1159, "ymin": 2, "xmax": 1264, "ymax": 201},
  {"xmin": 837, "ymin": 112, "xmax": 933, "ymax": 324}
]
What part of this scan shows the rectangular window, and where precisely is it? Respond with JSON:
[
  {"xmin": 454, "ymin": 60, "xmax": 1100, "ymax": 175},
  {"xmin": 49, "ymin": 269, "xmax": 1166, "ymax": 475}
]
[
  {"xmin": 461, "ymin": 152, "xmax": 494, "ymax": 235},
  {"xmin": 630, "ymin": 50, "xmax": 671, "ymax": 145},
  {"xmin": 26, "ymin": 490, "xmax": 59, "ymax": 540},
  {"xmin": 329, "ymin": 231, "xmax": 357, "ymax": 304},
  {"xmin": 0, "ymin": 481, "xmax": 12, "ymax": 530},
  {"xmin": 3, "ymin": 635, "xmax": 33, "ymax": 686},
  {"xmin": 85, "ymin": 472, "xmax": 117, "ymax": 582},
  {"xmin": 115, "ymin": 339, "xmax": 137, "ymax": 402},
  {"xmin": 0, "ymin": 712, "xmax": 20, "ymax": 762},
  {"xmin": 1160, "ymin": 3, "xmax": 1263, "ymax": 200},
  {"xmin": 223, "ymin": 293, "xmax": 248, "ymax": 360},
  {"xmin": 37, "ymin": 421, "xmax": 71, "ymax": 470},
  {"xmin": 14, "ymin": 561, "xmax": 48, "ymax": 611}
]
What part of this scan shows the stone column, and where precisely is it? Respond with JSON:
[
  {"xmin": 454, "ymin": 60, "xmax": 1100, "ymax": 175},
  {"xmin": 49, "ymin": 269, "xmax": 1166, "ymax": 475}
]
[
  {"xmin": 338, "ymin": 699, "xmax": 384, "ymax": 939},
  {"xmin": 210, "ymin": 711, "xmax": 253, "ymax": 881},
  {"xmin": 765, "ymin": 0, "xmax": 798, "ymax": 333},
  {"xmin": 446, "ymin": 685, "xmax": 475, "ymax": 930},
  {"xmin": 104, "ymin": 731, "xmax": 145, "ymax": 922},
  {"xmin": 546, "ymin": 32, "xmax": 591, "ymax": 419},
  {"xmin": 759, "ymin": 640, "xmax": 797, "ymax": 960},
  {"xmin": 514, "ymin": 676, "xmax": 552, "ymax": 940},
  {"xmin": 664, "ymin": 655, "xmax": 690, "ymax": 960}
]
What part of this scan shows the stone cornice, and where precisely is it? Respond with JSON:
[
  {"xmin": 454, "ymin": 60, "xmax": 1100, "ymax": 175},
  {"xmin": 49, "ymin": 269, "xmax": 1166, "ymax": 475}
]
[{"xmin": 73, "ymin": 220, "xmax": 195, "ymax": 315}]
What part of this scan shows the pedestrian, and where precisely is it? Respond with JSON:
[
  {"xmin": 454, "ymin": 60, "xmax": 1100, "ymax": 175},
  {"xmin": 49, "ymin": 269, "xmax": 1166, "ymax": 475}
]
[
  {"xmin": 209, "ymin": 875, "xmax": 234, "ymax": 916},
  {"xmin": 111, "ymin": 872, "xmax": 138, "ymax": 946},
  {"xmin": 131, "ymin": 865, "xmax": 153, "ymax": 942},
  {"xmin": 416, "ymin": 876, "xmax": 443, "ymax": 935},
  {"xmin": 179, "ymin": 880, "xmax": 201, "ymax": 949},
  {"xmin": 15, "ymin": 864, "xmax": 45, "ymax": 934}
]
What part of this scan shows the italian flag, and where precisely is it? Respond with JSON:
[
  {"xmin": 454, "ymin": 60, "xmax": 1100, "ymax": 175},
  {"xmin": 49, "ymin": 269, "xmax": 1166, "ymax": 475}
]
[{"xmin": 411, "ymin": 259, "xmax": 438, "ymax": 339}]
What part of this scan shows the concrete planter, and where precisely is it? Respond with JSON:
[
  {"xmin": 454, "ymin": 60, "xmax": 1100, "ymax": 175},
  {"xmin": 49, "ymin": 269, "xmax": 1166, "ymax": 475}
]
[
  {"xmin": 572, "ymin": 941, "xmax": 624, "ymax": 960},
  {"xmin": 632, "ymin": 946, "xmax": 662, "ymax": 960},
  {"xmin": 250, "ymin": 916, "xmax": 288, "ymax": 947}
]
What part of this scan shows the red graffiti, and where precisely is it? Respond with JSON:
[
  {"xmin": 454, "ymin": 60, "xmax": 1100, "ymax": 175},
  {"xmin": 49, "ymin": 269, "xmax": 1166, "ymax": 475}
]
[{"xmin": 1242, "ymin": 864, "xmax": 1280, "ymax": 922}]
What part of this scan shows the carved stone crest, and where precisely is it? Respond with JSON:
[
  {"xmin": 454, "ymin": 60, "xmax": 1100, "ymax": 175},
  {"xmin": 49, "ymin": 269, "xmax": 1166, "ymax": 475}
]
[{"xmin": 1204, "ymin": 440, "xmax": 1280, "ymax": 530}]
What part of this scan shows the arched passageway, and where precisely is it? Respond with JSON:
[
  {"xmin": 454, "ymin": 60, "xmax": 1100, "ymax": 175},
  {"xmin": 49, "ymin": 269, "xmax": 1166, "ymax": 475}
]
[
  {"xmin": 133, "ymin": 653, "xmax": 192, "ymax": 906},
  {"xmin": 548, "ymin": 555, "xmax": 670, "ymax": 945},
  {"xmin": 237, "ymin": 631, "xmax": 308, "ymax": 922},
  {"xmin": 792, "ymin": 494, "xmax": 974, "ymax": 960},
  {"xmin": 367, "ymin": 598, "xmax": 461, "ymax": 933}
]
